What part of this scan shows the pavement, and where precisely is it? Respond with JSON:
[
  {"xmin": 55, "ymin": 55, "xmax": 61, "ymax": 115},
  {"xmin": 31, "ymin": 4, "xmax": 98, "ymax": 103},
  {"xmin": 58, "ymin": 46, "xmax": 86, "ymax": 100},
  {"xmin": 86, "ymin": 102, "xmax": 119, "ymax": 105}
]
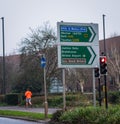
[
  {"xmin": 0, "ymin": 106, "xmax": 61, "ymax": 123},
  {"xmin": 0, "ymin": 106, "xmax": 61, "ymax": 114}
]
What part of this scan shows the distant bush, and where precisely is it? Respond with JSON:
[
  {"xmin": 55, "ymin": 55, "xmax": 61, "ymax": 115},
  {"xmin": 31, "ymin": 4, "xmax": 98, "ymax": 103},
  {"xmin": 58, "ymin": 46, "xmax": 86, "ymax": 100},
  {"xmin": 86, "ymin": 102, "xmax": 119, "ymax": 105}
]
[
  {"xmin": 108, "ymin": 91, "xmax": 120, "ymax": 104},
  {"xmin": 31, "ymin": 96, "xmax": 44, "ymax": 107},
  {"xmin": 48, "ymin": 96, "xmax": 63, "ymax": 107},
  {"xmin": 47, "ymin": 93, "xmax": 92, "ymax": 108},
  {"xmin": 0, "ymin": 95, "xmax": 5, "ymax": 103},
  {"xmin": 0, "ymin": 92, "xmax": 94, "ymax": 107},
  {"xmin": 5, "ymin": 93, "xmax": 23, "ymax": 105}
]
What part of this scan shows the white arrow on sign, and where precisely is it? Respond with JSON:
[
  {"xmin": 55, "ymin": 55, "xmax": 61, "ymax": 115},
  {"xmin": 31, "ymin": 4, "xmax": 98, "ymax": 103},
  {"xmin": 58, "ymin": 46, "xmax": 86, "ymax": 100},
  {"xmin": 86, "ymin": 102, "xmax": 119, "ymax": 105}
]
[
  {"xmin": 41, "ymin": 61, "xmax": 46, "ymax": 64},
  {"xmin": 87, "ymin": 46, "xmax": 96, "ymax": 64},
  {"xmin": 88, "ymin": 27, "xmax": 95, "ymax": 42}
]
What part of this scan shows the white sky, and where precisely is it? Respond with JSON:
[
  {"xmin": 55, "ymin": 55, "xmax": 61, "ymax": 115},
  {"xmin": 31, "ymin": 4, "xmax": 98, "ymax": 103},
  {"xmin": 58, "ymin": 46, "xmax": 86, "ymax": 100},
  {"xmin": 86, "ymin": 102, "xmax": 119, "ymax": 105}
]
[{"xmin": 0, "ymin": 0, "xmax": 120, "ymax": 55}]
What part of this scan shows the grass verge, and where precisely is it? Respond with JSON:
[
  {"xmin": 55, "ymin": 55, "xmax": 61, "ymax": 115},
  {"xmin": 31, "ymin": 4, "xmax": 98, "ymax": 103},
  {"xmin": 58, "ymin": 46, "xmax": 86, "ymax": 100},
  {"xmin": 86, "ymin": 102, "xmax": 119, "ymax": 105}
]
[{"xmin": 0, "ymin": 110, "xmax": 52, "ymax": 120}]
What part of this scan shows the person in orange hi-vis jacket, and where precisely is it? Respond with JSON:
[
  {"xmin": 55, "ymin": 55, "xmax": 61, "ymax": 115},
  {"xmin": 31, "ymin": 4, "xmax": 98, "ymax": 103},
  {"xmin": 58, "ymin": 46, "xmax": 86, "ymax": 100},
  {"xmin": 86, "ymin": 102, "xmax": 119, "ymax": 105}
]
[{"xmin": 25, "ymin": 88, "xmax": 32, "ymax": 108}]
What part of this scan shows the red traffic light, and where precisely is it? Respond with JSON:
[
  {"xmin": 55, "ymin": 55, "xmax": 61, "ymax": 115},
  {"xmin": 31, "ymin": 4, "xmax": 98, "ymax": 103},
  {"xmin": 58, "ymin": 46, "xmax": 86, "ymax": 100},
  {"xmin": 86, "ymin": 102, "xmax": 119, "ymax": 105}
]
[
  {"xmin": 100, "ymin": 56, "xmax": 107, "ymax": 74},
  {"xmin": 100, "ymin": 56, "xmax": 107, "ymax": 63}
]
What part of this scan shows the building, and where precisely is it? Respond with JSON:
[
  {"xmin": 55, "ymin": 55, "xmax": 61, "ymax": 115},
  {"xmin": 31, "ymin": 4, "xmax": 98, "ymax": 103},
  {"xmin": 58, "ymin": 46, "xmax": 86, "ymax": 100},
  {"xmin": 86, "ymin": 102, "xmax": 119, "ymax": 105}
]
[{"xmin": 99, "ymin": 36, "xmax": 120, "ymax": 90}]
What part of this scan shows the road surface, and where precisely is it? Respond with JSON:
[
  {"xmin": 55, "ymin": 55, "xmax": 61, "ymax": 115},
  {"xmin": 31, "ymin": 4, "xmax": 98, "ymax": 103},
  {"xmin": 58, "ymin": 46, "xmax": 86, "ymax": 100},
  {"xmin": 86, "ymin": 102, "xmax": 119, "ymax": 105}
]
[{"xmin": 0, "ymin": 117, "xmax": 44, "ymax": 124}]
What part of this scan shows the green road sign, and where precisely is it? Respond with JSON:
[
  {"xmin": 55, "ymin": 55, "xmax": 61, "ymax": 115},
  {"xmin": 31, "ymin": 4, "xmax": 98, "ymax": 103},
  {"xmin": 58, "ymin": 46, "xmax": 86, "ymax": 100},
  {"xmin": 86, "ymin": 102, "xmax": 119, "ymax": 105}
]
[
  {"xmin": 60, "ymin": 25, "xmax": 96, "ymax": 42},
  {"xmin": 57, "ymin": 22, "xmax": 99, "ymax": 68},
  {"xmin": 61, "ymin": 46, "xmax": 96, "ymax": 65}
]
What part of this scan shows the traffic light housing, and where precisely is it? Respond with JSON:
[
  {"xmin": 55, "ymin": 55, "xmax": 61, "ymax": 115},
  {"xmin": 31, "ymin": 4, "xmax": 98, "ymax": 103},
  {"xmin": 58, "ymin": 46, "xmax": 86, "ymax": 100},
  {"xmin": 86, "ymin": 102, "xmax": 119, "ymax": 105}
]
[
  {"xmin": 100, "ymin": 56, "xmax": 107, "ymax": 74},
  {"xmin": 94, "ymin": 68, "xmax": 100, "ymax": 77}
]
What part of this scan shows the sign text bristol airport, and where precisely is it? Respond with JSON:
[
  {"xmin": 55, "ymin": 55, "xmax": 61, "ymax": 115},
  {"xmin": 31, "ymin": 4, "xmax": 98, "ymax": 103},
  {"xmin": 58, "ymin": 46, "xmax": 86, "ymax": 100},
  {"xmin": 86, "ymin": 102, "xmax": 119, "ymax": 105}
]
[{"xmin": 57, "ymin": 22, "xmax": 99, "ymax": 68}]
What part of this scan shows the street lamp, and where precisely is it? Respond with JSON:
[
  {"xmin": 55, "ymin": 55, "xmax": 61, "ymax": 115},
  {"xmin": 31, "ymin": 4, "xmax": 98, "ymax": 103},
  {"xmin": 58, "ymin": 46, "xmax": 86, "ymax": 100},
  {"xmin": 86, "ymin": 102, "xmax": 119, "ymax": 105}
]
[{"xmin": 1, "ymin": 17, "xmax": 6, "ymax": 94}]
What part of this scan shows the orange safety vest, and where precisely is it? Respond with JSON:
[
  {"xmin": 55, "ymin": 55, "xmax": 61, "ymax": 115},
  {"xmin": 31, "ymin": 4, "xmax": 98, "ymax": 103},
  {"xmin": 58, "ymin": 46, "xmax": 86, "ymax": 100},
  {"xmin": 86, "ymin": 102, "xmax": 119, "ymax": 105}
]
[{"xmin": 25, "ymin": 91, "xmax": 32, "ymax": 99}]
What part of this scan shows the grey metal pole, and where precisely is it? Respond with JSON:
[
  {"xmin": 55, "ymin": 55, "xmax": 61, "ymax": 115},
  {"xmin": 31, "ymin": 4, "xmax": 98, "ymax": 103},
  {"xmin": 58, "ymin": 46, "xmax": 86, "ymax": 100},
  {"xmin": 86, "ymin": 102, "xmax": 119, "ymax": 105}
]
[
  {"xmin": 44, "ymin": 60, "xmax": 48, "ymax": 118},
  {"xmin": 1, "ymin": 17, "xmax": 6, "ymax": 94},
  {"xmin": 93, "ymin": 68, "xmax": 96, "ymax": 107},
  {"xmin": 62, "ymin": 68, "xmax": 66, "ymax": 111}
]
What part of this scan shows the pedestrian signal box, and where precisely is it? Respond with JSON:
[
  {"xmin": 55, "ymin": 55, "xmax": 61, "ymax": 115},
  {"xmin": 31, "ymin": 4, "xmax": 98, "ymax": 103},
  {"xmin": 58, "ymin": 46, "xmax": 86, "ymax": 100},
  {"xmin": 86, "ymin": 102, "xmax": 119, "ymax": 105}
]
[{"xmin": 94, "ymin": 68, "xmax": 100, "ymax": 77}]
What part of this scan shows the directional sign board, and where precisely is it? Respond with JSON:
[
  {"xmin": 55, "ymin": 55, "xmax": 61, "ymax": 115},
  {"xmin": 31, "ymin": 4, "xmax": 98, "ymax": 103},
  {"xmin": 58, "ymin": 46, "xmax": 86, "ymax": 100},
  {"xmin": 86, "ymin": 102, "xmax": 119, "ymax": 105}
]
[
  {"xmin": 60, "ymin": 25, "xmax": 96, "ymax": 42},
  {"xmin": 57, "ymin": 22, "xmax": 98, "ymax": 44},
  {"xmin": 61, "ymin": 46, "xmax": 96, "ymax": 65},
  {"xmin": 58, "ymin": 45, "xmax": 99, "ymax": 68},
  {"xmin": 57, "ymin": 22, "xmax": 99, "ymax": 68}
]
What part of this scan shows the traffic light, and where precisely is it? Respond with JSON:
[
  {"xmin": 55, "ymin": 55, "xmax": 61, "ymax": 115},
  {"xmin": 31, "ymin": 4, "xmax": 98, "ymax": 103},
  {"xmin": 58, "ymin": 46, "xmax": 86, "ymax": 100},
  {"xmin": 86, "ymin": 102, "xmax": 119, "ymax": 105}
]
[
  {"xmin": 94, "ymin": 68, "xmax": 100, "ymax": 77},
  {"xmin": 100, "ymin": 56, "xmax": 107, "ymax": 74}
]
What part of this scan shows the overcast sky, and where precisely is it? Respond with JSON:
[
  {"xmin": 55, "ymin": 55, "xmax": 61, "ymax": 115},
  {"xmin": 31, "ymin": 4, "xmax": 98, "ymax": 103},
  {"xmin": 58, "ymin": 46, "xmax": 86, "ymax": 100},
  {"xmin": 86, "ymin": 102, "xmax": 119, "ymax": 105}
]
[{"xmin": 0, "ymin": 0, "xmax": 120, "ymax": 55}]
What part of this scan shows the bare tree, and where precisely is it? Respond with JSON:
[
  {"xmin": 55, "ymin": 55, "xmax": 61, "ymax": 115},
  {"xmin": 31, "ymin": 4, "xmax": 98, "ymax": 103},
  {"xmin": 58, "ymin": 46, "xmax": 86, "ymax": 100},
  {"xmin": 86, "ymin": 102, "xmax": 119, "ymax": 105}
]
[
  {"xmin": 107, "ymin": 43, "xmax": 120, "ymax": 89},
  {"xmin": 65, "ymin": 68, "xmax": 93, "ymax": 93},
  {"xmin": 20, "ymin": 21, "xmax": 56, "ymax": 54},
  {"xmin": 13, "ymin": 22, "xmax": 59, "ymax": 93}
]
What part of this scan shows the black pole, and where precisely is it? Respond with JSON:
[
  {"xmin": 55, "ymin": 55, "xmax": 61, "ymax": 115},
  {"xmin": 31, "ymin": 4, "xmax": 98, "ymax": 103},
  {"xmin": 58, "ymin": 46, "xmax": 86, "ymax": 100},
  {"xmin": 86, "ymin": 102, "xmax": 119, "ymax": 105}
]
[
  {"xmin": 104, "ymin": 75, "xmax": 108, "ymax": 108},
  {"xmin": 1, "ymin": 17, "xmax": 6, "ymax": 94},
  {"xmin": 103, "ymin": 14, "xmax": 108, "ymax": 109},
  {"xmin": 98, "ymin": 77, "xmax": 102, "ymax": 106}
]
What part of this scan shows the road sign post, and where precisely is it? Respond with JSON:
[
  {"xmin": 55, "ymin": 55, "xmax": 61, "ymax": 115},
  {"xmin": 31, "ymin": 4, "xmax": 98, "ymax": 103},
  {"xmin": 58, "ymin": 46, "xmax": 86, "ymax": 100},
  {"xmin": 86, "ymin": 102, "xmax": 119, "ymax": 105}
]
[
  {"xmin": 40, "ymin": 56, "xmax": 48, "ymax": 118},
  {"xmin": 57, "ymin": 22, "xmax": 99, "ymax": 107}
]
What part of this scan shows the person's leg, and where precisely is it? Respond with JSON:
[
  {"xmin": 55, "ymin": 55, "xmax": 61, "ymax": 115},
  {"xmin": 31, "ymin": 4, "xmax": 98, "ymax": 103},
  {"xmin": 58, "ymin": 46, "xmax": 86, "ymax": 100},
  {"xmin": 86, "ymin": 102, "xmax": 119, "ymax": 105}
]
[
  {"xmin": 28, "ymin": 98, "xmax": 32, "ymax": 107},
  {"xmin": 26, "ymin": 98, "xmax": 29, "ymax": 108}
]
